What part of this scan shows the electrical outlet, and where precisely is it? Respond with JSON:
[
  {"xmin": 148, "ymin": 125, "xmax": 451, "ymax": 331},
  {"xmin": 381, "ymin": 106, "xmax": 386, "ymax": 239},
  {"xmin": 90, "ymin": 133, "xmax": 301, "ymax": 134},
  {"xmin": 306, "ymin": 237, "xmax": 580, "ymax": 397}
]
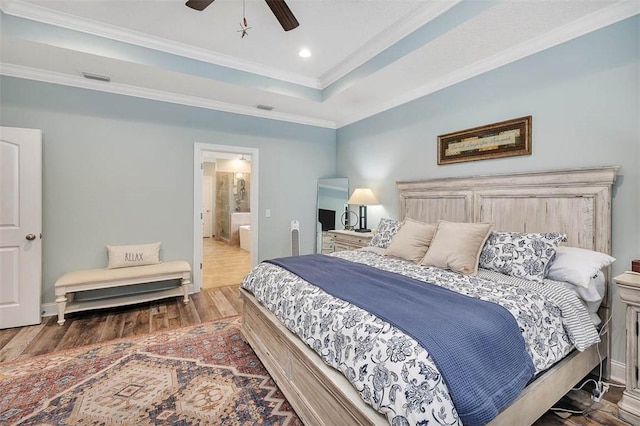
[
  {"xmin": 265, "ymin": 209, "xmax": 271, "ymax": 218},
  {"xmin": 591, "ymin": 388, "xmax": 602, "ymax": 402}
]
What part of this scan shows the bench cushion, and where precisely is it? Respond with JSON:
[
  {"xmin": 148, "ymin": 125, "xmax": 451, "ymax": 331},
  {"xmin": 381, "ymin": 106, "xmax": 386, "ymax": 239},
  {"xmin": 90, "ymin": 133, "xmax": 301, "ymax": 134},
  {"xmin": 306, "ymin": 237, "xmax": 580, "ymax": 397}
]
[{"xmin": 55, "ymin": 260, "xmax": 191, "ymax": 287}]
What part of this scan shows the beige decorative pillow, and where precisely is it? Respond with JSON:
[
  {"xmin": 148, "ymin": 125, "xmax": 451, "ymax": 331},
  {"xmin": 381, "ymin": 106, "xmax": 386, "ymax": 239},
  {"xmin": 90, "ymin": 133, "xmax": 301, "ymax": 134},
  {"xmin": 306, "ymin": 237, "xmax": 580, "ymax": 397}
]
[
  {"xmin": 384, "ymin": 219, "xmax": 437, "ymax": 262},
  {"xmin": 420, "ymin": 221, "xmax": 493, "ymax": 276},
  {"xmin": 107, "ymin": 242, "xmax": 161, "ymax": 269}
]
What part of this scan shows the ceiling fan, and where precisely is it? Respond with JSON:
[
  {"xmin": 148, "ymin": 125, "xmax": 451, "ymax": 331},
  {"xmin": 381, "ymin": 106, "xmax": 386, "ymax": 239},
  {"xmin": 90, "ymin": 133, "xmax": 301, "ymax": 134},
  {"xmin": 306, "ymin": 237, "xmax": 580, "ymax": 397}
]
[{"xmin": 185, "ymin": 0, "xmax": 299, "ymax": 31}]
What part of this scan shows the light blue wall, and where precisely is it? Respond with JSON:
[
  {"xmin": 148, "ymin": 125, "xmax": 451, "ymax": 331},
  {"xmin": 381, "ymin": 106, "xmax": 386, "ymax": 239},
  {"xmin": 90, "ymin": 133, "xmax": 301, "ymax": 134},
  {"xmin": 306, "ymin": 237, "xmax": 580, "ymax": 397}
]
[
  {"xmin": 0, "ymin": 76, "xmax": 336, "ymax": 303},
  {"xmin": 337, "ymin": 16, "xmax": 640, "ymax": 365}
]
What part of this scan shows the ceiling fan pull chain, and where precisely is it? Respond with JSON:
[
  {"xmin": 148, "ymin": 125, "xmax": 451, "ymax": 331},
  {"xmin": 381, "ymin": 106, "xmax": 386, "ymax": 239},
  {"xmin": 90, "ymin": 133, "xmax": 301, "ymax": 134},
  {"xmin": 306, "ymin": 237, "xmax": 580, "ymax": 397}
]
[
  {"xmin": 238, "ymin": 0, "xmax": 251, "ymax": 38},
  {"xmin": 243, "ymin": 0, "xmax": 247, "ymax": 26},
  {"xmin": 186, "ymin": 0, "xmax": 298, "ymax": 32}
]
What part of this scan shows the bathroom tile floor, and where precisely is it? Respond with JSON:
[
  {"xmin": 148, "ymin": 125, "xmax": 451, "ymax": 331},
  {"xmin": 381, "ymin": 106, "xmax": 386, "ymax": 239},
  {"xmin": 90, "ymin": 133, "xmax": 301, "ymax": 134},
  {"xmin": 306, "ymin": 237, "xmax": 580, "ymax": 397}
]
[{"xmin": 202, "ymin": 237, "xmax": 251, "ymax": 289}]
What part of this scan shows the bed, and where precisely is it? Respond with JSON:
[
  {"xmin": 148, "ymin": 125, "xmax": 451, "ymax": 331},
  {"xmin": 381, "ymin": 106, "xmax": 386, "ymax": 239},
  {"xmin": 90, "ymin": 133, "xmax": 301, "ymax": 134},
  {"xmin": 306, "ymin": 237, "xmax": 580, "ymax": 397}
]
[{"xmin": 240, "ymin": 166, "xmax": 619, "ymax": 425}]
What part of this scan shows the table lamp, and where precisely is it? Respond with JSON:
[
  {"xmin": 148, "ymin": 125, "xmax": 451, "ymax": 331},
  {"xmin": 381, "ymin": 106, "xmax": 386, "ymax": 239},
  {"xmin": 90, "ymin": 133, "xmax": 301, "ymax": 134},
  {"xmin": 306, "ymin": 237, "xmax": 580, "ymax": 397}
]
[{"xmin": 348, "ymin": 188, "xmax": 378, "ymax": 233}]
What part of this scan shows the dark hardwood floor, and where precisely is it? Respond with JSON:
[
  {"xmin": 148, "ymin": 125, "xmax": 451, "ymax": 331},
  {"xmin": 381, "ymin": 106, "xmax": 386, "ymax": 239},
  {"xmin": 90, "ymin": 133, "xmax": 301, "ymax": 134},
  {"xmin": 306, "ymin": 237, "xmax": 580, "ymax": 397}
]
[
  {"xmin": 0, "ymin": 284, "xmax": 630, "ymax": 425},
  {"xmin": 0, "ymin": 285, "xmax": 242, "ymax": 362}
]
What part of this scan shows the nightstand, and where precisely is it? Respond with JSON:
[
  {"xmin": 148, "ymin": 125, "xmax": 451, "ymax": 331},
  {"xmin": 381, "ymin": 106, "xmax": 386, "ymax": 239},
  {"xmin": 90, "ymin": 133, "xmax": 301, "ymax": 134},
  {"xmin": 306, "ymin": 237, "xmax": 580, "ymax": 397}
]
[
  {"xmin": 328, "ymin": 229, "xmax": 373, "ymax": 252},
  {"xmin": 615, "ymin": 271, "xmax": 640, "ymax": 424},
  {"xmin": 320, "ymin": 231, "xmax": 335, "ymax": 254}
]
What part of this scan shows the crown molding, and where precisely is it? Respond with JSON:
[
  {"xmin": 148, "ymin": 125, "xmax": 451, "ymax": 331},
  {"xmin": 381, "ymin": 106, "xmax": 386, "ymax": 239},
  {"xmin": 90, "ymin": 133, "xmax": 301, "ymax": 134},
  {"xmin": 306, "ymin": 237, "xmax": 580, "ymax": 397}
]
[
  {"xmin": 0, "ymin": 0, "xmax": 321, "ymax": 89},
  {"xmin": 336, "ymin": 0, "xmax": 640, "ymax": 128},
  {"xmin": 0, "ymin": 63, "xmax": 337, "ymax": 129},
  {"xmin": 319, "ymin": 0, "xmax": 461, "ymax": 88}
]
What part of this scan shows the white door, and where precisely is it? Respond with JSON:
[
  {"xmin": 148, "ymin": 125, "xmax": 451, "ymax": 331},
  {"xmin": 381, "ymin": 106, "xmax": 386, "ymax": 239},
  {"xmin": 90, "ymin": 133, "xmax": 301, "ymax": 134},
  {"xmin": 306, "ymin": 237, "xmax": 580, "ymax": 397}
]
[
  {"xmin": 202, "ymin": 176, "xmax": 213, "ymax": 238},
  {"xmin": 0, "ymin": 127, "xmax": 42, "ymax": 329}
]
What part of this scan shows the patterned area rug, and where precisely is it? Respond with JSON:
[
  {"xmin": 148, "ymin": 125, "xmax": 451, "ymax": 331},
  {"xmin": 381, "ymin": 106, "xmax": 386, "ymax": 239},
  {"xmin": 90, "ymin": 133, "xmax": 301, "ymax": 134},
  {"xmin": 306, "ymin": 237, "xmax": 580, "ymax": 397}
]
[{"xmin": 0, "ymin": 317, "xmax": 303, "ymax": 425}]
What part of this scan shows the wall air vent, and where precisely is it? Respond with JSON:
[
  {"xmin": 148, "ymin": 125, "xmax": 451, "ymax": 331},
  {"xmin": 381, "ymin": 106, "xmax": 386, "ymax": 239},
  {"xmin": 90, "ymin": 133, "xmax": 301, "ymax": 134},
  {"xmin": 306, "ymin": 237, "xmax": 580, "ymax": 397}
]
[
  {"xmin": 82, "ymin": 72, "xmax": 111, "ymax": 82},
  {"xmin": 256, "ymin": 104, "xmax": 275, "ymax": 111}
]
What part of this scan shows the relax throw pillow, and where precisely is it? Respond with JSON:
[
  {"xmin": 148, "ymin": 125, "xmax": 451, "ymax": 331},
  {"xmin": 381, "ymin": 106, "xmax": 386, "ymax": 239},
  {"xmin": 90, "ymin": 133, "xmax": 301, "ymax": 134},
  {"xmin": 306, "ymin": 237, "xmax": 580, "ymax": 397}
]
[{"xmin": 107, "ymin": 242, "xmax": 161, "ymax": 269}]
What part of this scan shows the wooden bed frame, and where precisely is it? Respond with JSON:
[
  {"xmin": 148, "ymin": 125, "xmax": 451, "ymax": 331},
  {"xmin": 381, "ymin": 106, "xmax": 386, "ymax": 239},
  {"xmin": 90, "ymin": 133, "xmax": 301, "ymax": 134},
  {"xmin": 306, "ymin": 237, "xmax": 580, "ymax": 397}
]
[{"xmin": 241, "ymin": 166, "xmax": 619, "ymax": 425}]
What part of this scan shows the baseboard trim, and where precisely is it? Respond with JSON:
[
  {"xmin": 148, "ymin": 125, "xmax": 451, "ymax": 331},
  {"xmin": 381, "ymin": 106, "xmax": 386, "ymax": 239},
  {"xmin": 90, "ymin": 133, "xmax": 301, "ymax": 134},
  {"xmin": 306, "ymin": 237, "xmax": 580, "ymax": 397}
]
[
  {"xmin": 610, "ymin": 359, "xmax": 626, "ymax": 385},
  {"xmin": 40, "ymin": 302, "xmax": 56, "ymax": 319}
]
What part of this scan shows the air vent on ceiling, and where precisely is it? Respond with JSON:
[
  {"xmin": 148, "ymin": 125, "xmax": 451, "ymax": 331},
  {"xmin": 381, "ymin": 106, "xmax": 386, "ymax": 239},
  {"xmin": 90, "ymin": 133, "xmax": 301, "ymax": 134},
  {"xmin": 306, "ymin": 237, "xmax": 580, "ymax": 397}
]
[
  {"xmin": 82, "ymin": 72, "xmax": 111, "ymax": 82},
  {"xmin": 256, "ymin": 104, "xmax": 275, "ymax": 111}
]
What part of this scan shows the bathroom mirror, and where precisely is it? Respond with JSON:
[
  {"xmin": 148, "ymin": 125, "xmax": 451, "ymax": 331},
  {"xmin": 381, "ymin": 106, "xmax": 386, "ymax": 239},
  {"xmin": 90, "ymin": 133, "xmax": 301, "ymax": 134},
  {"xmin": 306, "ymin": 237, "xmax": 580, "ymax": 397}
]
[{"xmin": 316, "ymin": 178, "xmax": 348, "ymax": 253}]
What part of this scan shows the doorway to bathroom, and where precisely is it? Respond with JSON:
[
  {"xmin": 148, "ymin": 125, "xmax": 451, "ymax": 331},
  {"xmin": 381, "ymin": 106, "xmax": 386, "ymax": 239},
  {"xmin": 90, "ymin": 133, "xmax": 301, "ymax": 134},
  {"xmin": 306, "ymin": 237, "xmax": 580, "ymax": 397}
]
[
  {"xmin": 193, "ymin": 143, "xmax": 259, "ymax": 292},
  {"xmin": 202, "ymin": 151, "xmax": 251, "ymax": 289},
  {"xmin": 209, "ymin": 157, "xmax": 251, "ymax": 244}
]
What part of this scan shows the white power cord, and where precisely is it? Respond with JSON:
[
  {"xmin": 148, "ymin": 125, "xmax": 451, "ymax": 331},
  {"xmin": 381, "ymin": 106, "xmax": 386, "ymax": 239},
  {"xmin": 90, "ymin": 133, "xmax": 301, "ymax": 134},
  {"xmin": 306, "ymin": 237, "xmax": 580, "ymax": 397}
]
[{"xmin": 553, "ymin": 313, "xmax": 615, "ymax": 415}]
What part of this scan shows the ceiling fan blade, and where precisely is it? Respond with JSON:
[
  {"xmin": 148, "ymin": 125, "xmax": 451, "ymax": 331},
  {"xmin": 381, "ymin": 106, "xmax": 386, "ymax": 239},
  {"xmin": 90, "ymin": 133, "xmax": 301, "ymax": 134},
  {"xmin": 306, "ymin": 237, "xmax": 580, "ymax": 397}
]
[
  {"xmin": 265, "ymin": 0, "xmax": 299, "ymax": 31},
  {"xmin": 185, "ymin": 0, "xmax": 215, "ymax": 11}
]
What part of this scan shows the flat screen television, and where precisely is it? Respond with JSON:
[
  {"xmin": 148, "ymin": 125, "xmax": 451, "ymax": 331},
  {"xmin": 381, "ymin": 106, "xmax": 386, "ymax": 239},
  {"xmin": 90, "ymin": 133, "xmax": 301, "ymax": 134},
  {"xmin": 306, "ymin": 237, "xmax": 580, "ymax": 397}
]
[{"xmin": 318, "ymin": 208, "xmax": 336, "ymax": 231}]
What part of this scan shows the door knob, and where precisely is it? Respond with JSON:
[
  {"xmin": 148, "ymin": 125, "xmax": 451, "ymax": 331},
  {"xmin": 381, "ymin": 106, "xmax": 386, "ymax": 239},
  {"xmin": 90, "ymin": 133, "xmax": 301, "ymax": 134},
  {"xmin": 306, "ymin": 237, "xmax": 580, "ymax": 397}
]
[{"xmin": 26, "ymin": 234, "xmax": 36, "ymax": 241}]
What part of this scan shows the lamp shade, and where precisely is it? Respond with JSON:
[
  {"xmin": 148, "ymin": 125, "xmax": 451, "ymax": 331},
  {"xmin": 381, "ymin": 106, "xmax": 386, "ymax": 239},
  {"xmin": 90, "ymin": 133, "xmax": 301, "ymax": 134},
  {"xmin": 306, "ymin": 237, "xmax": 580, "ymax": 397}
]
[{"xmin": 348, "ymin": 188, "xmax": 378, "ymax": 205}]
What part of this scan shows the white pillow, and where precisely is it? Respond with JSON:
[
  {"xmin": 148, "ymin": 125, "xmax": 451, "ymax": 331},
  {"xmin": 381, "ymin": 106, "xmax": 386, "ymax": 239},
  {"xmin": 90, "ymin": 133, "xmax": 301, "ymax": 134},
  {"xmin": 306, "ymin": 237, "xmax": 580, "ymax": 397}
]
[
  {"xmin": 107, "ymin": 242, "xmax": 161, "ymax": 269},
  {"xmin": 552, "ymin": 272, "xmax": 605, "ymax": 326},
  {"xmin": 546, "ymin": 246, "xmax": 615, "ymax": 288}
]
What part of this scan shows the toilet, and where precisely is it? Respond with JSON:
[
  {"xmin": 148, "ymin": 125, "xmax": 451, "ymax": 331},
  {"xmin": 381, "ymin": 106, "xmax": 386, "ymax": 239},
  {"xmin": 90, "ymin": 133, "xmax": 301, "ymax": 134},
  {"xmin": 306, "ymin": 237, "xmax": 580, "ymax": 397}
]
[{"xmin": 239, "ymin": 225, "xmax": 251, "ymax": 252}]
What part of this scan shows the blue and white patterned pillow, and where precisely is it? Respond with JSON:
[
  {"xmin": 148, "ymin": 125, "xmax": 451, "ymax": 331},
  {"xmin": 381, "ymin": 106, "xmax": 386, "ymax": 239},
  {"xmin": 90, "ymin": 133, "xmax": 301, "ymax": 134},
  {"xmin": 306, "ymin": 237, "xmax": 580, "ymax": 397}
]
[
  {"xmin": 479, "ymin": 231, "xmax": 566, "ymax": 282},
  {"xmin": 369, "ymin": 218, "xmax": 402, "ymax": 249}
]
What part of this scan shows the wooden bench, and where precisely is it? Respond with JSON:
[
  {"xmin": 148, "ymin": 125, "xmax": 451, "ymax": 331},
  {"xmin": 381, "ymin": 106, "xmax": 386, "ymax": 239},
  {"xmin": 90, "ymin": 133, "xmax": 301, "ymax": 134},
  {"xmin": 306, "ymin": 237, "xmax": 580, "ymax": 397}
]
[{"xmin": 54, "ymin": 260, "xmax": 191, "ymax": 325}]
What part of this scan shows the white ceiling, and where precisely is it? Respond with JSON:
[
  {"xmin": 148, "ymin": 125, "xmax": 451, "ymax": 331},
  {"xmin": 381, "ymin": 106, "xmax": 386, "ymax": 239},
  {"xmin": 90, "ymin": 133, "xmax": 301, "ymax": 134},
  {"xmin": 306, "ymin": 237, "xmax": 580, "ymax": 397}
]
[{"xmin": 1, "ymin": 0, "xmax": 638, "ymax": 128}]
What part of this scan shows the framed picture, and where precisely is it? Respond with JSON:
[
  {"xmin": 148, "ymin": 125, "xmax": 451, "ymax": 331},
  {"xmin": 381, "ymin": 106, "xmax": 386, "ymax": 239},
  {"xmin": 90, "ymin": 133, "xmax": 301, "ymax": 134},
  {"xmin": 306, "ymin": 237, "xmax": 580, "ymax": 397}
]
[{"xmin": 437, "ymin": 116, "xmax": 532, "ymax": 165}]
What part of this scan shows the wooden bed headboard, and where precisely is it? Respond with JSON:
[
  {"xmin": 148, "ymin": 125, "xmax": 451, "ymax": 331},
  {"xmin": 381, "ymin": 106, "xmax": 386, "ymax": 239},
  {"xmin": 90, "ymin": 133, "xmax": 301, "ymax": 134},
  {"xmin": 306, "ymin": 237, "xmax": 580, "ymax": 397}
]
[
  {"xmin": 398, "ymin": 167, "xmax": 619, "ymax": 253},
  {"xmin": 397, "ymin": 166, "xmax": 620, "ymax": 306}
]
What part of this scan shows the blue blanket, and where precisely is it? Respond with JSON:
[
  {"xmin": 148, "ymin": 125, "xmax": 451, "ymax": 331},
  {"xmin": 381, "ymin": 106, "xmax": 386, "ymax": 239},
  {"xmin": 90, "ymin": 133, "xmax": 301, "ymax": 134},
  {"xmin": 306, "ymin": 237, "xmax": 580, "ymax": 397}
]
[{"xmin": 267, "ymin": 254, "xmax": 535, "ymax": 426}]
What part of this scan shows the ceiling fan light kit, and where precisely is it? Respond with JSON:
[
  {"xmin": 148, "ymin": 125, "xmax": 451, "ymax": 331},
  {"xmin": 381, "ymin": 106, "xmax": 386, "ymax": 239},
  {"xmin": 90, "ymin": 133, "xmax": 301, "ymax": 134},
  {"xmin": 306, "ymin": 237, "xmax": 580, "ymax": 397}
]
[{"xmin": 185, "ymin": 0, "xmax": 299, "ymax": 32}]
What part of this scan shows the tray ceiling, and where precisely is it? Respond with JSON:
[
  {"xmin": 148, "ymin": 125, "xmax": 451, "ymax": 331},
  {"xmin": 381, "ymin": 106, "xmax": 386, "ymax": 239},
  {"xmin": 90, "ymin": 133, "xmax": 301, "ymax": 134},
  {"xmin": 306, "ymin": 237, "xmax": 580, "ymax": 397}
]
[{"xmin": 1, "ymin": 0, "xmax": 637, "ymax": 128}]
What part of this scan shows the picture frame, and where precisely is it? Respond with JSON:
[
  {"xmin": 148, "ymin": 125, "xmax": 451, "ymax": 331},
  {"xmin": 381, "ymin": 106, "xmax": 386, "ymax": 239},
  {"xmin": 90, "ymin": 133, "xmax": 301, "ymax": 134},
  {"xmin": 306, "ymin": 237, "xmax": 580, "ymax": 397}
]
[{"xmin": 437, "ymin": 116, "xmax": 532, "ymax": 165}]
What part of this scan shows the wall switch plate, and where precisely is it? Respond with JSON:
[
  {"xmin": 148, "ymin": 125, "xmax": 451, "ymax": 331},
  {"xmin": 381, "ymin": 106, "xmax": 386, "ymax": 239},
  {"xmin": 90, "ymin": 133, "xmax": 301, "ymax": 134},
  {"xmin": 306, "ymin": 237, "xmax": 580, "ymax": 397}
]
[{"xmin": 265, "ymin": 209, "xmax": 271, "ymax": 218}]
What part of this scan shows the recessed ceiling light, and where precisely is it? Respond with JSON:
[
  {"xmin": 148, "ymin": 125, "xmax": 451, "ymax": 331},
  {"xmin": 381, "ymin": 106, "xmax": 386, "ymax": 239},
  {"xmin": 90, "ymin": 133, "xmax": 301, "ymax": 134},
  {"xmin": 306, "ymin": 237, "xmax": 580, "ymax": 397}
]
[{"xmin": 298, "ymin": 48, "xmax": 311, "ymax": 58}]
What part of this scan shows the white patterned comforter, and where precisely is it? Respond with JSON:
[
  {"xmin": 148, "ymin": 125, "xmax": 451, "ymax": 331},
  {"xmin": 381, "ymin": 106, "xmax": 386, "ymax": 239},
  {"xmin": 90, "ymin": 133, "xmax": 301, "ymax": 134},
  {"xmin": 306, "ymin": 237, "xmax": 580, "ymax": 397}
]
[{"xmin": 241, "ymin": 249, "xmax": 600, "ymax": 426}]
